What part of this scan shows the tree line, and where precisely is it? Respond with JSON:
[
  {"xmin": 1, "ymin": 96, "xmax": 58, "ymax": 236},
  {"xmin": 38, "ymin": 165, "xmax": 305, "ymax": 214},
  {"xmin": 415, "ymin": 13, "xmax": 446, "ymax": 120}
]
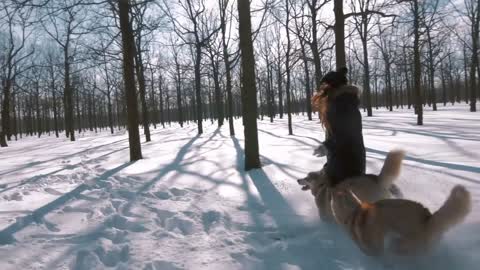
[{"xmin": 0, "ymin": 0, "xmax": 478, "ymax": 169}]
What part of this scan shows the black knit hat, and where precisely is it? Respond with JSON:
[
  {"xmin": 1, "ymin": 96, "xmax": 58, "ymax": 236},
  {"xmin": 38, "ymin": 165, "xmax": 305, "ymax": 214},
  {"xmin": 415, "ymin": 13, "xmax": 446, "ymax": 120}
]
[{"xmin": 320, "ymin": 67, "xmax": 348, "ymax": 88}]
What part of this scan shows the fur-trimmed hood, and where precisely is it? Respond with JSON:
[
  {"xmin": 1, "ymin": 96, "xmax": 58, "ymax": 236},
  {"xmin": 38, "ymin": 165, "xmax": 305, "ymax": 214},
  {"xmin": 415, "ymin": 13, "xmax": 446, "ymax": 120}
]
[{"xmin": 329, "ymin": 85, "xmax": 362, "ymax": 99}]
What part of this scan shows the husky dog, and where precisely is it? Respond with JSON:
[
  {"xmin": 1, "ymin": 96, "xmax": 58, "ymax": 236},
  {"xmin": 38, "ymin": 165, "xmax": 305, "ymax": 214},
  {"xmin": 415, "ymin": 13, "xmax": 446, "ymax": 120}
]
[
  {"xmin": 331, "ymin": 184, "xmax": 471, "ymax": 256},
  {"xmin": 298, "ymin": 150, "xmax": 471, "ymax": 256},
  {"xmin": 298, "ymin": 150, "xmax": 406, "ymax": 222}
]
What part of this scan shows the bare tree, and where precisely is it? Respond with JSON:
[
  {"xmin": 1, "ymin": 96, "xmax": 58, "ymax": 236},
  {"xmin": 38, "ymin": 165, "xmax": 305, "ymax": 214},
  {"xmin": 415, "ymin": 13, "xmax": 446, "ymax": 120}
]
[
  {"xmin": 238, "ymin": 0, "xmax": 260, "ymax": 170},
  {"xmin": 0, "ymin": 2, "xmax": 34, "ymax": 147},
  {"xmin": 292, "ymin": 14, "xmax": 310, "ymax": 120},
  {"xmin": 348, "ymin": 0, "xmax": 395, "ymax": 116},
  {"xmin": 284, "ymin": 0, "xmax": 293, "ymax": 135},
  {"xmin": 219, "ymin": 0, "xmax": 236, "ymax": 135},
  {"xmin": 131, "ymin": 1, "xmax": 163, "ymax": 141},
  {"xmin": 306, "ymin": 0, "xmax": 331, "ymax": 88},
  {"xmin": 40, "ymin": 0, "xmax": 95, "ymax": 141},
  {"xmin": 163, "ymin": 0, "xmax": 221, "ymax": 134},
  {"xmin": 205, "ymin": 35, "xmax": 224, "ymax": 127},
  {"xmin": 464, "ymin": 0, "xmax": 479, "ymax": 112},
  {"xmin": 117, "ymin": 0, "xmax": 142, "ymax": 161},
  {"xmin": 373, "ymin": 23, "xmax": 395, "ymax": 111},
  {"xmin": 334, "ymin": 0, "xmax": 347, "ymax": 68},
  {"xmin": 412, "ymin": 0, "xmax": 423, "ymax": 124}
]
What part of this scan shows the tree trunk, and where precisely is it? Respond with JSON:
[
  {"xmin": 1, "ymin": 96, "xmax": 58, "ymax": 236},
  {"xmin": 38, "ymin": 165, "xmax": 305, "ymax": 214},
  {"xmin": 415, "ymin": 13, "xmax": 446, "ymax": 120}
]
[
  {"xmin": 301, "ymin": 41, "xmax": 313, "ymax": 120},
  {"xmin": 195, "ymin": 45, "xmax": 204, "ymax": 134},
  {"xmin": 0, "ymin": 78, "xmax": 12, "ymax": 147},
  {"xmin": 334, "ymin": 0, "xmax": 347, "ymax": 69},
  {"xmin": 413, "ymin": 0, "xmax": 423, "ymax": 124},
  {"xmin": 212, "ymin": 59, "xmax": 224, "ymax": 127},
  {"xmin": 36, "ymin": 81, "xmax": 42, "ymax": 137},
  {"xmin": 107, "ymin": 93, "xmax": 114, "ymax": 134},
  {"xmin": 64, "ymin": 45, "xmax": 75, "ymax": 141},
  {"xmin": 75, "ymin": 83, "xmax": 82, "ymax": 134},
  {"xmin": 309, "ymin": 0, "xmax": 322, "ymax": 89},
  {"xmin": 470, "ymin": 21, "xmax": 479, "ymax": 112},
  {"xmin": 175, "ymin": 58, "xmax": 184, "ymax": 127},
  {"xmin": 268, "ymin": 63, "xmax": 275, "ymax": 122},
  {"xmin": 50, "ymin": 67, "xmax": 59, "ymax": 138},
  {"xmin": 220, "ymin": 0, "xmax": 235, "ymax": 136},
  {"xmin": 403, "ymin": 46, "xmax": 412, "ymax": 109},
  {"xmin": 150, "ymin": 70, "xmax": 157, "ymax": 129},
  {"xmin": 238, "ymin": 0, "xmax": 261, "ymax": 170},
  {"xmin": 362, "ymin": 34, "xmax": 372, "ymax": 116},
  {"xmin": 12, "ymin": 91, "xmax": 18, "ymax": 140},
  {"xmin": 134, "ymin": 51, "xmax": 151, "ymax": 141},
  {"xmin": 374, "ymin": 72, "xmax": 379, "ymax": 109},
  {"xmin": 463, "ymin": 45, "xmax": 469, "ymax": 104},
  {"xmin": 441, "ymin": 62, "xmax": 447, "ymax": 106},
  {"xmin": 259, "ymin": 75, "xmax": 264, "ymax": 121},
  {"xmin": 425, "ymin": 28, "xmax": 436, "ymax": 111},
  {"xmin": 166, "ymin": 90, "xmax": 171, "ymax": 125},
  {"xmin": 118, "ymin": 0, "xmax": 142, "ymax": 161},
  {"xmin": 159, "ymin": 74, "xmax": 165, "ymax": 128},
  {"xmin": 88, "ymin": 86, "xmax": 94, "ymax": 131},
  {"xmin": 285, "ymin": 0, "xmax": 293, "ymax": 135},
  {"xmin": 276, "ymin": 51, "xmax": 284, "ymax": 119}
]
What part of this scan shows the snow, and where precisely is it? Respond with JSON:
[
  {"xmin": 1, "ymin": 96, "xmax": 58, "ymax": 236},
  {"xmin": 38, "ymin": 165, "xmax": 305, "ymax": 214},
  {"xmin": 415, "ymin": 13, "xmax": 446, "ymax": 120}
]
[{"xmin": 0, "ymin": 103, "xmax": 479, "ymax": 270}]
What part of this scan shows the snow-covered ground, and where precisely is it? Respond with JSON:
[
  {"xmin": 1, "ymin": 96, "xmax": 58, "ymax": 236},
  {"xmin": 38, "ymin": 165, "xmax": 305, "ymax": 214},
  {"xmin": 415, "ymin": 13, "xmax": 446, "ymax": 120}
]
[{"xmin": 0, "ymin": 104, "xmax": 479, "ymax": 270}]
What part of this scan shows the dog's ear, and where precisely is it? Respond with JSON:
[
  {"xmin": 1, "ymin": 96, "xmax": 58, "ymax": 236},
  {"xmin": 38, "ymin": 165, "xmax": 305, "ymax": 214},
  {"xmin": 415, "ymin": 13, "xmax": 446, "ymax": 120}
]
[{"xmin": 307, "ymin": 171, "xmax": 321, "ymax": 178}]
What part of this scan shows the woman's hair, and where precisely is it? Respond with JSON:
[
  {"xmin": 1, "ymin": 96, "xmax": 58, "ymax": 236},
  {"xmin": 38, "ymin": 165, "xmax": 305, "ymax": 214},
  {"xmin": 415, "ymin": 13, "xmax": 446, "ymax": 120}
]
[
  {"xmin": 312, "ymin": 67, "xmax": 349, "ymax": 133},
  {"xmin": 312, "ymin": 83, "xmax": 332, "ymax": 133}
]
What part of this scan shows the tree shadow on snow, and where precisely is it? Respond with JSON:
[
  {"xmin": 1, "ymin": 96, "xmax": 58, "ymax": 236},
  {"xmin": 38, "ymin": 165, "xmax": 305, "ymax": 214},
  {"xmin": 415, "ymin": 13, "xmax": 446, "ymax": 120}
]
[
  {"xmin": 367, "ymin": 147, "xmax": 480, "ymax": 175},
  {"xmin": 230, "ymin": 137, "xmax": 385, "ymax": 270},
  {"xmin": 0, "ymin": 161, "xmax": 137, "ymax": 246}
]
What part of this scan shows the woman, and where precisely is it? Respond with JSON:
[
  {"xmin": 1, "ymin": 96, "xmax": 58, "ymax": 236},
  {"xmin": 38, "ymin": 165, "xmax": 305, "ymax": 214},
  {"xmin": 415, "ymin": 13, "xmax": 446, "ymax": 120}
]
[{"xmin": 311, "ymin": 67, "xmax": 366, "ymax": 187}]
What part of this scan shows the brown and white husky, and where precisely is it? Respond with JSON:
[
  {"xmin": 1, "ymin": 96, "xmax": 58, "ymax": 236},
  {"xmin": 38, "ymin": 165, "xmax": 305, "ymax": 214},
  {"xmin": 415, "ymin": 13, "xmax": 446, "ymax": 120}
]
[{"xmin": 298, "ymin": 150, "xmax": 471, "ymax": 256}]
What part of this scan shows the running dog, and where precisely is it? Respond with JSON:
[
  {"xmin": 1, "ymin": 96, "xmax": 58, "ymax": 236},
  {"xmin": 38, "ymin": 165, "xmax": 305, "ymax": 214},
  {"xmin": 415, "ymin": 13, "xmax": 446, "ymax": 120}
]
[
  {"xmin": 298, "ymin": 150, "xmax": 471, "ymax": 256},
  {"xmin": 298, "ymin": 150, "xmax": 405, "ymax": 222}
]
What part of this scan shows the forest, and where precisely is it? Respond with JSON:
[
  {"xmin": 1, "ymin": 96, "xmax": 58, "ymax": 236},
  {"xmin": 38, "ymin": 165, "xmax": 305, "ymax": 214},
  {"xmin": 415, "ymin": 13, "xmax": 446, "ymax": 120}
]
[
  {"xmin": 1, "ymin": 1, "xmax": 480, "ymax": 269},
  {"xmin": 0, "ymin": 0, "xmax": 478, "ymax": 167}
]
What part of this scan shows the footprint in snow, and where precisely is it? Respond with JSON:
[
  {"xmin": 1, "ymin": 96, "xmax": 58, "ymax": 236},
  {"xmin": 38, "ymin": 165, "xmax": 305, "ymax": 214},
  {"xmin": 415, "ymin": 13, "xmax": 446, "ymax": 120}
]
[
  {"xmin": 72, "ymin": 250, "xmax": 103, "ymax": 270},
  {"xmin": 152, "ymin": 188, "xmax": 191, "ymax": 201},
  {"xmin": 72, "ymin": 244, "xmax": 129, "ymax": 270},
  {"xmin": 42, "ymin": 218, "xmax": 61, "ymax": 232},
  {"xmin": 94, "ymin": 244, "xmax": 130, "ymax": 267},
  {"xmin": 143, "ymin": 260, "xmax": 184, "ymax": 270},
  {"xmin": 201, "ymin": 210, "xmax": 232, "ymax": 233},
  {"xmin": 101, "ymin": 228, "xmax": 129, "ymax": 244},
  {"xmin": 153, "ymin": 191, "xmax": 172, "ymax": 200},
  {"xmin": 45, "ymin": 187, "xmax": 64, "ymax": 196},
  {"xmin": 3, "ymin": 192, "xmax": 23, "ymax": 201},
  {"xmin": 106, "ymin": 214, "xmax": 148, "ymax": 233},
  {"xmin": 164, "ymin": 215, "xmax": 196, "ymax": 235},
  {"xmin": 152, "ymin": 209, "xmax": 176, "ymax": 227},
  {"xmin": 62, "ymin": 206, "xmax": 95, "ymax": 219},
  {"xmin": 169, "ymin": 188, "xmax": 188, "ymax": 197}
]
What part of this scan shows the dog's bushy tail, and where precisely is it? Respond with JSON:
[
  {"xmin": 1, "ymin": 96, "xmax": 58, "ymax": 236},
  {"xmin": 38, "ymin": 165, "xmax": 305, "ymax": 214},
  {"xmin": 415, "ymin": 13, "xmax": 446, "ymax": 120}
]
[
  {"xmin": 378, "ymin": 150, "xmax": 405, "ymax": 189},
  {"xmin": 426, "ymin": 185, "xmax": 471, "ymax": 240}
]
